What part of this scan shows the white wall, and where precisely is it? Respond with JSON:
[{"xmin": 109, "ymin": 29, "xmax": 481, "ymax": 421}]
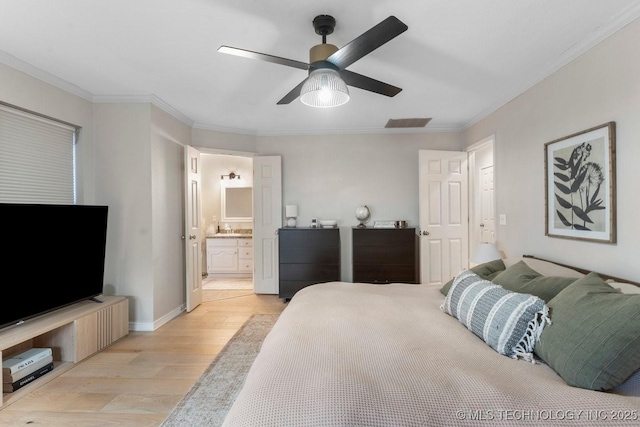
[
  {"xmin": 5, "ymin": 11, "xmax": 637, "ymax": 331},
  {"xmin": 463, "ymin": 17, "xmax": 640, "ymax": 281},
  {"xmin": 94, "ymin": 103, "xmax": 191, "ymax": 330},
  {"xmin": 150, "ymin": 105, "xmax": 191, "ymax": 326},
  {"xmin": 93, "ymin": 103, "xmax": 155, "ymax": 327},
  {"xmin": 0, "ymin": 63, "xmax": 179, "ymax": 329},
  {"xmin": 256, "ymin": 132, "xmax": 462, "ymax": 281},
  {"xmin": 0, "ymin": 63, "xmax": 95, "ymax": 203},
  {"xmin": 191, "ymin": 127, "xmax": 256, "ymax": 152}
]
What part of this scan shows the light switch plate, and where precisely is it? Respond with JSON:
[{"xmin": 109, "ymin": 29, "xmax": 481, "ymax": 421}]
[{"xmin": 499, "ymin": 214, "xmax": 507, "ymax": 225}]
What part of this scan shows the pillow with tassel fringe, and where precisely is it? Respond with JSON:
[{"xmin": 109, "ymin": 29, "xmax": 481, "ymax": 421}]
[{"xmin": 442, "ymin": 269, "xmax": 550, "ymax": 362}]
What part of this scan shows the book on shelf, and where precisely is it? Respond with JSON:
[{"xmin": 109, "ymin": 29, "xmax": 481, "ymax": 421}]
[
  {"xmin": 2, "ymin": 355, "xmax": 54, "ymax": 384},
  {"xmin": 2, "ymin": 362, "xmax": 54, "ymax": 393},
  {"xmin": 2, "ymin": 348, "xmax": 53, "ymax": 376}
]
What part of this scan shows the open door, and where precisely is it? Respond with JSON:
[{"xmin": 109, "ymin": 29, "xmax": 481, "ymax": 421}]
[
  {"xmin": 252, "ymin": 156, "xmax": 282, "ymax": 294},
  {"xmin": 419, "ymin": 150, "xmax": 469, "ymax": 285},
  {"xmin": 184, "ymin": 145, "xmax": 203, "ymax": 311},
  {"xmin": 468, "ymin": 138, "xmax": 495, "ymax": 251}
]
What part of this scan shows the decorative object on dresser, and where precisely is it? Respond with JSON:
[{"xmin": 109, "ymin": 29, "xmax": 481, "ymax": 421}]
[
  {"xmin": 372, "ymin": 220, "xmax": 396, "ymax": 228},
  {"xmin": 352, "ymin": 227, "xmax": 419, "ymax": 284},
  {"xmin": 285, "ymin": 205, "xmax": 298, "ymax": 227},
  {"xmin": 544, "ymin": 121, "xmax": 616, "ymax": 243},
  {"xmin": 319, "ymin": 219, "xmax": 337, "ymax": 228},
  {"xmin": 354, "ymin": 205, "xmax": 371, "ymax": 228},
  {"xmin": 278, "ymin": 228, "xmax": 341, "ymax": 300}
]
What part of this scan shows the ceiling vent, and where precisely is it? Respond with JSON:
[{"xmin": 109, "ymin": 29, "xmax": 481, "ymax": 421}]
[{"xmin": 385, "ymin": 118, "xmax": 432, "ymax": 128}]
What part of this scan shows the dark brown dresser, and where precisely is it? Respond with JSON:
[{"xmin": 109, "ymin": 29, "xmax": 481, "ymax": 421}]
[
  {"xmin": 278, "ymin": 228, "xmax": 341, "ymax": 299},
  {"xmin": 352, "ymin": 227, "xmax": 419, "ymax": 284}
]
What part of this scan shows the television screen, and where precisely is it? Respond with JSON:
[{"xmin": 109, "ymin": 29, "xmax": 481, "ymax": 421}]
[{"xmin": 0, "ymin": 203, "xmax": 108, "ymax": 330}]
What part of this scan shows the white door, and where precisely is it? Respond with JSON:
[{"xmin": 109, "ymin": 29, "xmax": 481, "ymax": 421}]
[
  {"xmin": 419, "ymin": 150, "xmax": 469, "ymax": 285},
  {"xmin": 184, "ymin": 145, "xmax": 203, "ymax": 311},
  {"xmin": 252, "ymin": 156, "xmax": 282, "ymax": 294},
  {"xmin": 480, "ymin": 165, "xmax": 495, "ymax": 243}
]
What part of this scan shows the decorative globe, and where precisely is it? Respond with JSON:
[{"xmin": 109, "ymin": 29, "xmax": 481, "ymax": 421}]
[{"xmin": 355, "ymin": 205, "xmax": 371, "ymax": 228}]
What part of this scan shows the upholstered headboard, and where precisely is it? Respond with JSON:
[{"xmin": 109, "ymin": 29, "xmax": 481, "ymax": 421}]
[{"xmin": 523, "ymin": 254, "xmax": 640, "ymax": 287}]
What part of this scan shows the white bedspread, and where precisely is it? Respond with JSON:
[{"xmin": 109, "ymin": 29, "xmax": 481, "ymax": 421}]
[{"xmin": 223, "ymin": 282, "xmax": 640, "ymax": 426}]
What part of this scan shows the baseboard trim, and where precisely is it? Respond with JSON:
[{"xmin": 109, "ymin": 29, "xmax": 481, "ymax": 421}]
[{"xmin": 128, "ymin": 304, "xmax": 185, "ymax": 331}]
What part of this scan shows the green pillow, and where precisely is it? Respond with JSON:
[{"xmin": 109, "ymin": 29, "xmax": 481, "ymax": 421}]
[
  {"xmin": 492, "ymin": 260, "xmax": 541, "ymax": 287},
  {"xmin": 439, "ymin": 259, "xmax": 505, "ymax": 296},
  {"xmin": 511, "ymin": 276, "xmax": 579, "ymax": 303},
  {"xmin": 534, "ymin": 272, "xmax": 640, "ymax": 391},
  {"xmin": 492, "ymin": 261, "xmax": 578, "ymax": 303}
]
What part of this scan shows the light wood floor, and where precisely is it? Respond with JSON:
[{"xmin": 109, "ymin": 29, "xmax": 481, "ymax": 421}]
[{"xmin": 0, "ymin": 290, "xmax": 286, "ymax": 427}]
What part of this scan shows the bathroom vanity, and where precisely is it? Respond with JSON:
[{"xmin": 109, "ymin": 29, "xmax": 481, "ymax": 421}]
[{"xmin": 206, "ymin": 234, "xmax": 253, "ymax": 277}]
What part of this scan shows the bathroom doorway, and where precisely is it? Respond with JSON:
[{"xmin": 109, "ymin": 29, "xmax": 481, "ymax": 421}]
[
  {"xmin": 467, "ymin": 135, "xmax": 495, "ymax": 252},
  {"xmin": 201, "ymin": 153, "xmax": 254, "ymax": 292}
]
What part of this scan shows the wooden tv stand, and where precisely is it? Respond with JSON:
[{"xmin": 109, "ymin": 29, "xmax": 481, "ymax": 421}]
[{"xmin": 0, "ymin": 295, "xmax": 128, "ymax": 409}]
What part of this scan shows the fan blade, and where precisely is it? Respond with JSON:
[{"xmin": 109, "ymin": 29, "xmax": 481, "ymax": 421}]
[
  {"xmin": 218, "ymin": 46, "xmax": 309, "ymax": 71},
  {"xmin": 327, "ymin": 16, "xmax": 408, "ymax": 70},
  {"xmin": 340, "ymin": 70, "xmax": 402, "ymax": 97},
  {"xmin": 277, "ymin": 79, "xmax": 307, "ymax": 105}
]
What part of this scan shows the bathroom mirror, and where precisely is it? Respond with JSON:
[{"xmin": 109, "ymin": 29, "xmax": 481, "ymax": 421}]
[{"xmin": 221, "ymin": 186, "xmax": 253, "ymax": 222}]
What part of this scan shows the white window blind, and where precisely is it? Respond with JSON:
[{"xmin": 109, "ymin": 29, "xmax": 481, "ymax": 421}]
[{"xmin": 0, "ymin": 104, "xmax": 77, "ymax": 204}]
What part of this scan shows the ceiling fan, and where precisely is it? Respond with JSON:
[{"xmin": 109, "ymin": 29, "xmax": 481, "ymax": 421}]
[{"xmin": 218, "ymin": 15, "xmax": 408, "ymax": 107}]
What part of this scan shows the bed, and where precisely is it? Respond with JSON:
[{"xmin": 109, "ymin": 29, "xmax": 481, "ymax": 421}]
[{"xmin": 223, "ymin": 256, "xmax": 640, "ymax": 426}]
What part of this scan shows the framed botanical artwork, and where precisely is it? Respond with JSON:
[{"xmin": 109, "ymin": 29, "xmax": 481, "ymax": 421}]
[{"xmin": 544, "ymin": 122, "xmax": 616, "ymax": 243}]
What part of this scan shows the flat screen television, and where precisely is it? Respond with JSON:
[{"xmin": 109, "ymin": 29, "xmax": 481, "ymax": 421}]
[{"xmin": 0, "ymin": 203, "xmax": 108, "ymax": 331}]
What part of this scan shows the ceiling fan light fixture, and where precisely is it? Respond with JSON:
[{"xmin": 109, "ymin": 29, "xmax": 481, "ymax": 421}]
[{"xmin": 300, "ymin": 69, "xmax": 349, "ymax": 108}]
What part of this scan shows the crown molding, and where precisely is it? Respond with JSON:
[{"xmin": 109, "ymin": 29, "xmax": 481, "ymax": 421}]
[
  {"xmin": 192, "ymin": 122, "xmax": 258, "ymax": 136},
  {"xmin": 192, "ymin": 121, "xmax": 462, "ymax": 136},
  {"xmin": 4, "ymin": 1, "xmax": 639, "ymax": 137},
  {"xmin": 0, "ymin": 50, "xmax": 93, "ymax": 101},
  {"xmin": 462, "ymin": 2, "xmax": 640, "ymax": 130},
  {"xmin": 254, "ymin": 124, "xmax": 462, "ymax": 137},
  {"xmin": 92, "ymin": 94, "xmax": 194, "ymax": 127}
]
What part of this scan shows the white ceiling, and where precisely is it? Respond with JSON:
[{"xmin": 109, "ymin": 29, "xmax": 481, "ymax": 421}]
[{"xmin": 1, "ymin": 0, "xmax": 639, "ymax": 135}]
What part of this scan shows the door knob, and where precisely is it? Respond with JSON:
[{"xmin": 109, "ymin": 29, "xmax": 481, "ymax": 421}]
[
  {"xmin": 421, "ymin": 230, "xmax": 430, "ymax": 236},
  {"xmin": 189, "ymin": 234, "xmax": 197, "ymax": 240}
]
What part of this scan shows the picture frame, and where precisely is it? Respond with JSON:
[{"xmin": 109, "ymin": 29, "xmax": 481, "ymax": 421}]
[{"xmin": 544, "ymin": 122, "xmax": 616, "ymax": 243}]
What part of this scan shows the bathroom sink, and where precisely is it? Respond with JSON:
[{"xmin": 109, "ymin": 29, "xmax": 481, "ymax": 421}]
[{"xmin": 213, "ymin": 233, "xmax": 249, "ymax": 237}]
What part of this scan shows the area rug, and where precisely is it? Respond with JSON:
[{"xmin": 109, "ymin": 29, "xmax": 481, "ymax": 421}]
[
  {"xmin": 202, "ymin": 277, "xmax": 254, "ymax": 290},
  {"xmin": 160, "ymin": 314, "xmax": 279, "ymax": 427}
]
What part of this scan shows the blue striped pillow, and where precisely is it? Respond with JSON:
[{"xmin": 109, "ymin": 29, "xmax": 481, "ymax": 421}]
[{"xmin": 441, "ymin": 270, "xmax": 550, "ymax": 362}]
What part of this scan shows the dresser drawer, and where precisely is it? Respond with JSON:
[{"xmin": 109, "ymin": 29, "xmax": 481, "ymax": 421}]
[
  {"xmin": 352, "ymin": 245, "xmax": 415, "ymax": 264},
  {"xmin": 279, "ymin": 246, "xmax": 340, "ymax": 264},
  {"xmin": 352, "ymin": 228, "xmax": 419, "ymax": 284},
  {"xmin": 207, "ymin": 238, "xmax": 238, "ymax": 247},
  {"xmin": 352, "ymin": 264, "xmax": 418, "ymax": 284},
  {"xmin": 280, "ymin": 263, "xmax": 340, "ymax": 282},
  {"xmin": 239, "ymin": 247, "xmax": 254, "ymax": 259},
  {"xmin": 239, "ymin": 238, "xmax": 253, "ymax": 247},
  {"xmin": 279, "ymin": 280, "xmax": 320, "ymax": 298},
  {"xmin": 278, "ymin": 228, "xmax": 341, "ymax": 299},
  {"xmin": 238, "ymin": 259, "xmax": 254, "ymax": 272}
]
